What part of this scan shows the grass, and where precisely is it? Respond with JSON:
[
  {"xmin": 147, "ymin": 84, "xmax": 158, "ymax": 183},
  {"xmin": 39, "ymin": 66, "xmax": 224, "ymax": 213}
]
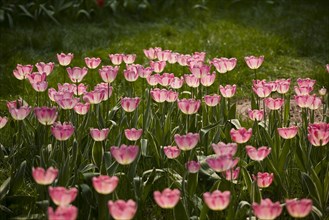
[{"xmin": 0, "ymin": 0, "xmax": 328, "ymax": 107}]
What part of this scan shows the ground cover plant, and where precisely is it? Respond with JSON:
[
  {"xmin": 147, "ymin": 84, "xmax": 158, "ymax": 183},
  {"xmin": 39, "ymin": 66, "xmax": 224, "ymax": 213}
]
[{"xmin": 0, "ymin": 0, "xmax": 328, "ymax": 219}]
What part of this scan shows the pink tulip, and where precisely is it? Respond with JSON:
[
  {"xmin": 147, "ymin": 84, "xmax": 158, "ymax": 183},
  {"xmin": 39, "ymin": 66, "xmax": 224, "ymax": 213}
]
[
  {"xmin": 123, "ymin": 54, "xmax": 136, "ymax": 64},
  {"xmin": 51, "ymin": 121, "xmax": 75, "ymax": 141},
  {"xmin": 53, "ymin": 91, "xmax": 74, "ymax": 102},
  {"xmin": 177, "ymin": 98, "xmax": 201, "ymax": 115},
  {"xmin": 154, "ymin": 188, "xmax": 180, "ymax": 209},
  {"xmin": 150, "ymin": 88, "xmax": 167, "ymax": 103},
  {"xmin": 206, "ymin": 155, "xmax": 239, "ymax": 172},
  {"xmin": 31, "ymin": 81, "xmax": 48, "ymax": 92},
  {"xmin": 48, "ymin": 206, "xmax": 78, "ymax": 220},
  {"xmin": 253, "ymin": 172, "xmax": 274, "ymax": 188},
  {"xmin": 253, "ymin": 83, "xmax": 272, "ymax": 98},
  {"xmin": 73, "ymin": 83, "xmax": 88, "ymax": 96},
  {"xmin": 264, "ymin": 97, "xmax": 284, "ymax": 110},
  {"xmin": 36, "ymin": 62, "xmax": 55, "ymax": 76},
  {"xmin": 13, "ymin": 64, "xmax": 33, "ymax": 80},
  {"xmin": 146, "ymin": 74, "xmax": 159, "ymax": 86},
  {"xmin": 189, "ymin": 65, "xmax": 210, "ymax": 78},
  {"xmin": 9, "ymin": 106, "xmax": 31, "ymax": 120},
  {"xmin": 124, "ymin": 128, "xmax": 143, "ymax": 141},
  {"xmin": 246, "ymin": 145, "xmax": 271, "ymax": 161},
  {"xmin": 56, "ymin": 97, "xmax": 79, "ymax": 110},
  {"xmin": 319, "ymin": 87, "xmax": 327, "ymax": 96},
  {"xmin": 73, "ymin": 102, "xmax": 90, "ymax": 115},
  {"xmin": 177, "ymin": 54, "xmax": 191, "ymax": 66},
  {"xmin": 34, "ymin": 106, "xmax": 58, "ymax": 125},
  {"xmin": 252, "ymin": 199, "xmax": 282, "ymax": 220},
  {"xmin": 0, "ymin": 116, "xmax": 8, "ymax": 129},
  {"xmin": 109, "ymin": 54, "xmax": 123, "ymax": 65},
  {"xmin": 99, "ymin": 65, "xmax": 119, "ymax": 83},
  {"xmin": 248, "ymin": 109, "xmax": 264, "ymax": 121},
  {"xmin": 285, "ymin": 198, "xmax": 312, "ymax": 218},
  {"xmin": 174, "ymin": 133, "xmax": 199, "ymax": 151},
  {"xmin": 49, "ymin": 186, "xmax": 78, "ymax": 207},
  {"xmin": 83, "ymin": 90, "xmax": 105, "ymax": 104},
  {"xmin": 110, "ymin": 144, "xmax": 139, "ymax": 165},
  {"xmin": 230, "ymin": 127, "xmax": 252, "ymax": 144},
  {"xmin": 204, "ymin": 94, "xmax": 221, "ymax": 107},
  {"xmin": 168, "ymin": 52, "xmax": 179, "ymax": 64},
  {"xmin": 224, "ymin": 167, "xmax": 240, "ymax": 181},
  {"xmin": 200, "ymin": 72, "xmax": 216, "ymax": 87},
  {"xmin": 90, "ymin": 128, "xmax": 110, "ymax": 141},
  {"xmin": 163, "ymin": 146, "xmax": 181, "ymax": 159},
  {"xmin": 57, "ymin": 53, "xmax": 74, "ymax": 66},
  {"xmin": 244, "ymin": 55, "xmax": 264, "ymax": 69},
  {"xmin": 27, "ymin": 72, "xmax": 47, "ymax": 84},
  {"xmin": 184, "ymin": 74, "xmax": 200, "ymax": 88},
  {"xmin": 92, "ymin": 175, "xmax": 119, "ymax": 194},
  {"xmin": 58, "ymin": 83, "xmax": 75, "ymax": 93},
  {"xmin": 307, "ymin": 122, "xmax": 329, "ymax": 146},
  {"xmin": 277, "ymin": 126, "xmax": 298, "ymax": 139},
  {"xmin": 7, "ymin": 99, "xmax": 28, "ymax": 110},
  {"xmin": 121, "ymin": 97, "xmax": 140, "ymax": 112},
  {"xmin": 203, "ymin": 190, "xmax": 231, "ymax": 211},
  {"xmin": 139, "ymin": 66, "xmax": 153, "ymax": 78},
  {"xmin": 67, "ymin": 67, "xmax": 88, "ymax": 83},
  {"xmin": 212, "ymin": 57, "xmax": 237, "ymax": 73},
  {"xmin": 186, "ymin": 160, "xmax": 200, "ymax": 173},
  {"xmin": 307, "ymin": 95, "xmax": 322, "ymax": 110},
  {"xmin": 123, "ymin": 69, "xmax": 139, "ymax": 82},
  {"xmin": 193, "ymin": 51, "xmax": 206, "ymax": 61},
  {"xmin": 219, "ymin": 84, "xmax": 237, "ymax": 98},
  {"xmin": 294, "ymin": 95, "xmax": 310, "ymax": 108},
  {"xmin": 294, "ymin": 86, "xmax": 313, "ymax": 96},
  {"xmin": 108, "ymin": 199, "xmax": 137, "ymax": 220},
  {"xmin": 297, "ymin": 78, "xmax": 316, "ymax": 88},
  {"xmin": 326, "ymin": 64, "xmax": 329, "ymax": 73},
  {"xmin": 166, "ymin": 90, "xmax": 178, "ymax": 102},
  {"xmin": 276, "ymin": 79, "xmax": 291, "ymax": 94},
  {"xmin": 94, "ymin": 83, "xmax": 113, "ymax": 101},
  {"xmin": 150, "ymin": 61, "xmax": 166, "ymax": 73},
  {"xmin": 158, "ymin": 73, "xmax": 174, "ymax": 87},
  {"xmin": 84, "ymin": 57, "xmax": 101, "ymax": 69},
  {"xmin": 170, "ymin": 77, "xmax": 184, "ymax": 89},
  {"xmin": 143, "ymin": 48, "xmax": 158, "ymax": 60},
  {"xmin": 32, "ymin": 167, "xmax": 58, "ymax": 185},
  {"xmin": 156, "ymin": 50, "xmax": 171, "ymax": 61},
  {"xmin": 211, "ymin": 142, "xmax": 237, "ymax": 156}
]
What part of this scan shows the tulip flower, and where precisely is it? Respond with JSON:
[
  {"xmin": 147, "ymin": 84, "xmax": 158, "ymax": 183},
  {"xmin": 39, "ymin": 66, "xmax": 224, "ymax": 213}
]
[
  {"xmin": 124, "ymin": 128, "xmax": 143, "ymax": 141},
  {"xmin": 34, "ymin": 106, "xmax": 58, "ymax": 125},
  {"xmin": 73, "ymin": 83, "xmax": 88, "ymax": 96},
  {"xmin": 146, "ymin": 74, "xmax": 159, "ymax": 86},
  {"xmin": 66, "ymin": 67, "xmax": 88, "ymax": 83},
  {"xmin": 57, "ymin": 83, "xmax": 75, "ymax": 93},
  {"xmin": 297, "ymin": 78, "xmax": 316, "ymax": 88},
  {"xmin": 174, "ymin": 133, "xmax": 199, "ymax": 151},
  {"xmin": 13, "ymin": 64, "xmax": 33, "ymax": 80},
  {"xmin": 73, "ymin": 102, "xmax": 90, "ymax": 115},
  {"xmin": 83, "ymin": 90, "xmax": 105, "ymax": 104},
  {"xmin": 307, "ymin": 122, "xmax": 329, "ymax": 146},
  {"xmin": 150, "ymin": 61, "xmax": 166, "ymax": 73},
  {"xmin": 98, "ymin": 66, "xmax": 119, "ymax": 83},
  {"xmin": 253, "ymin": 83, "xmax": 272, "ymax": 98},
  {"xmin": 36, "ymin": 62, "xmax": 55, "ymax": 76},
  {"xmin": 224, "ymin": 167, "xmax": 240, "ymax": 181},
  {"xmin": 163, "ymin": 146, "xmax": 181, "ymax": 159},
  {"xmin": 177, "ymin": 54, "xmax": 191, "ymax": 66},
  {"xmin": 56, "ymin": 97, "xmax": 79, "ymax": 110},
  {"xmin": 204, "ymin": 94, "xmax": 221, "ymax": 107},
  {"xmin": 294, "ymin": 86, "xmax": 313, "ymax": 96},
  {"xmin": 0, "ymin": 116, "xmax": 8, "ymax": 129},
  {"xmin": 186, "ymin": 160, "xmax": 200, "ymax": 173},
  {"xmin": 326, "ymin": 64, "xmax": 329, "ymax": 73},
  {"xmin": 285, "ymin": 198, "xmax": 313, "ymax": 218},
  {"xmin": 246, "ymin": 145, "xmax": 271, "ymax": 161},
  {"xmin": 48, "ymin": 206, "xmax": 78, "ymax": 220},
  {"xmin": 32, "ymin": 167, "xmax": 58, "ymax": 185},
  {"xmin": 90, "ymin": 128, "xmax": 110, "ymax": 141},
  {"xmin": 27, "ymin": 72, "xmax": 46, "ymax": 84},
  {"xmin": 92, "ymin": 175, "xmax": 119, "ymax": 195},
  {"xmin": 277, "ymin": 126, "xmax": 298, "ymax": 139},
  {"xmin": 150, "ymin": 88, "xmax": 168, "ymax": 103},
  {"xmin": 276, "ymin": 79, "xmax": 291, "ymax": 94},
  {"xmin": 143, "ymin": 48, "xmax": 158, "ymax": 60},
  {"xmin": 203, "ymin": 190, "xmax": 231, "ymax": 211},
  {"xmin": 170, "ymin": 77, "xmax": 184, "ymax": 89},
  {"xmin": 244, "ymin": 55, "xmax": 264, "ymax": 69},
  {"xmin": 7, "ymin": 99, "xmax": 28, "ymax": 110},
  {"xmin": 319, "ymin": 87, "xmax": 327, "ymax": 96},
  {"xmin": 158, "ymin": 73, "xmax": 174, "ymax": 87},
  {"xmin": 49, "ymin": 186, "xmax": 78, "ymax": 206},
  {"xmin": 168, "ymin": 52, "xmax": 179, "ymax": 64},
  {"xmin": 230, "ymin": 127, "xmax": 252, "ymax": 144},
  {"xmin": 51, "ymin": 121, "xmax": 75, "ymax": 141},
  {"xmin": 248, "ymin": 109, "xmax": 264, "ymax": 121},
  {"xmin": 123, "ymin": 69, "xmax": 139, "ymax": 82},
  {"xmin": 84, "ymin": 57, "xmax": 101, "ymax": 69},
  {"xmin": 156, "ymin": 50, "xmax": 171, "ymax": 62},
  {"xmin": 211, "ymin": 142, "xmax": 237, "ymax": 156},
  {"xmin": 177, "ymin": 98, "xmax": 201, "ymax": 115},
  {"xmin": 154, "ymin": 188, "xmax": 180, "ymax": 209},
  {"xmin": 166, "ymin": 90, "xmax": 178, "ymax": 102},
  {"xmin": 110, "ymin": 144, "xmax": 139, "ymax": 165},
  {"xmin": 57, "ymin": 53, "xmax": 74, "ymax": 66},
  {"xmin": 121, "ymin": 97, "xmax": 140, "ymax": 112},
  {"xmin": 264, "ymin": 97, "xmax": 284, "ymax": 110},
  {"xmin": 189, "ymin": 65, "xmax": 210, "ymax": 78},
  {"xmin": 94, "ymin": 83, "xmax": 113, "ymax": 101},
  {"xmin": 253, "ymin": 172, "xmax": 274, "ymax": 188},
  {"xmin": 123, "ymin": 54, "xmax": 136, "ymax": 64},
  {"xmin": 219, "ymin": 84, "xmax": 237, "ymax": 98},
  {"xmin": 200, "ymin": 72, "xmax": 216, "ymax": 87},
  {"xmin": 9, "ymin": 106, "xmax": 31, "ymax": 120},
  {"xmin": 184, "ymin": 74, "xmax": 200, "ymax": 88},
  {"xmin": 206, "ymin": 155, "xmax": 239, "ymax": 172},
  {"xmin": 108, "ymin": 199, "xmax": 137, "ymax": 220},
  {"xmin": 139, "ymin": 66, "xmax": 153, "ymax": 78},
  {"xmin": 109, "ymin": 54, "xmax": 124, "ymax": 65},
  {"xmin": 252, "ymin": 198, "xmax": 282, "ymax": 220},
  {"xmin": 211, "ymin": 57, "xmax": 237, "ymax": 73}
]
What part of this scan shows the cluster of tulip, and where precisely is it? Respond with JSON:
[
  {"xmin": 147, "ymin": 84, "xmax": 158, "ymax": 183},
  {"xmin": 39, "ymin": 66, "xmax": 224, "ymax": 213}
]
[{"xmin": 0, "ymin": 46, "xmax": 328, "ymax": 220}]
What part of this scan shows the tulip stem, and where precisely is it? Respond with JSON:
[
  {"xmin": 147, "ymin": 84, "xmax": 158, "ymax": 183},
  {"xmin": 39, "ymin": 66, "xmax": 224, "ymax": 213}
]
[
  {"xmin": 263, "ymin": 99, "xmax": 266, "ymax": 130},
  {"xmin": 254, "ymin": 69, "xmax": 257, "ymax": 80},
  {"xmin": 98, "ymin": 194, "xmax": 108, "ymax": 220}
]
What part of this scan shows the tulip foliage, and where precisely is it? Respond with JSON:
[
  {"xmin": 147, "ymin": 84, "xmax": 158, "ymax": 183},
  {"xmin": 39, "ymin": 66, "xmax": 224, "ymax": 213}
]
[{"xmin": 0, "ymin": 48, "xmax": 328, "ymax": 220}]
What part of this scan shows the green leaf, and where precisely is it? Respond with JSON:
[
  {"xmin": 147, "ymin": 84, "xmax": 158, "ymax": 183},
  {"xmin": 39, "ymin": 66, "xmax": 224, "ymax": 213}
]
[
  {"xmin": 92, "ymin": 142, "xmax": 104, "ymax": 170},
  {"xmin": 0, "ymin": 177, "xmax": 11, "ymax": 201},
  {"xmin": 228, "ymin": 119, "xmax": 241, "ymax": 129},
  {"xmin": 200, "ymin": 120, "xmax": 221, "ymax": 136},
  {"xmin": 174, "ymin": 200, "xmax": 189, "ymax": 220},
  {"xmin": 140, "ymin": 138, "xmax": 148, "ymax": 157},
  {"xmin": 228, "ymin": 103, "xmax": 236, "ymax": 119},
  {"xmin": 187, "ymin": 173, "xmax": 198, "ymax": 197},
  {"xmin": 10, "ymin": 160, "xmax": 26, "ymax": 194},
  {"xmin": 301, "ymin": 172, "xmax": 323, "ymax": 210}
]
